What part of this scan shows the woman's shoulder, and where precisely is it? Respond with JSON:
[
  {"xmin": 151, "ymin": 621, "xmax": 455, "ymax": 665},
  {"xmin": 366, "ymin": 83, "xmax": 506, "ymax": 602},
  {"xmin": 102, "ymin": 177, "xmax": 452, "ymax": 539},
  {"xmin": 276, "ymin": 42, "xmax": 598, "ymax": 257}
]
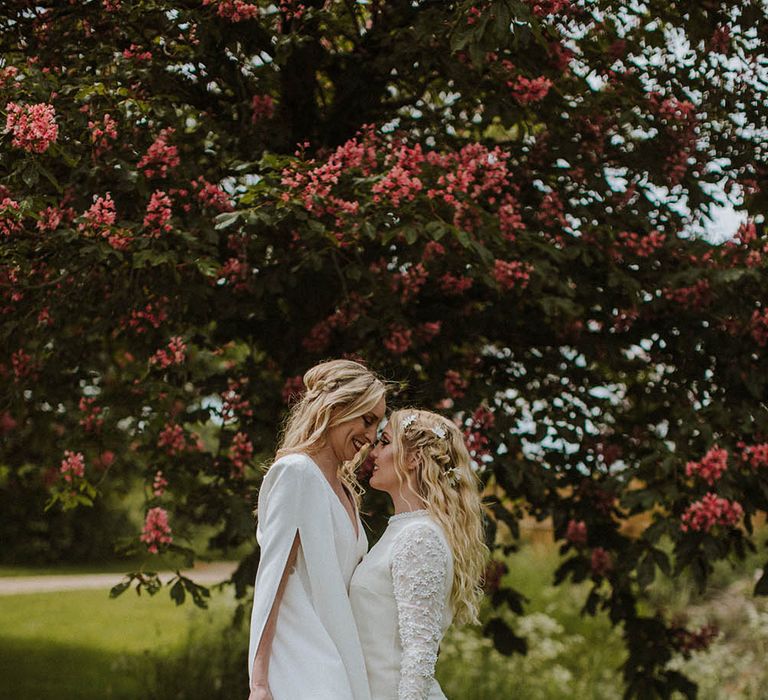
[
  {"xmin": 392, "ymin": 514, "xmax": 450, "ymax": 557},
  {"xmin": 264, "ymin": 453, "xmax": 323, "ymax": 487}
]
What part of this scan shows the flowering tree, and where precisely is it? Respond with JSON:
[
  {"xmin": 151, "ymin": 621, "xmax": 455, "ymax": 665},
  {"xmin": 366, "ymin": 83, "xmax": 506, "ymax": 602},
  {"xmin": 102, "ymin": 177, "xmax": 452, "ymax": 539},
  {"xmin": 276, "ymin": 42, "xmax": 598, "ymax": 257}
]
[{"xmin": 2, "ymin": 1, "xmax": 768, "ymax": 695}]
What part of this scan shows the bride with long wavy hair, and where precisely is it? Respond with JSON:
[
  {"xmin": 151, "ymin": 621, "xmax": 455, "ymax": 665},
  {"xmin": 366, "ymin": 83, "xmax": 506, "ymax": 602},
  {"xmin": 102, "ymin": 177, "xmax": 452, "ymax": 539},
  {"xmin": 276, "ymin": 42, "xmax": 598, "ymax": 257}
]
[
  {"xmin": 248, "ymin": 359, "xmax": 386, "ymax": 700},
  {"xmin": 349, "ymin": 408, "xmax": 488, "ymax": 700}
]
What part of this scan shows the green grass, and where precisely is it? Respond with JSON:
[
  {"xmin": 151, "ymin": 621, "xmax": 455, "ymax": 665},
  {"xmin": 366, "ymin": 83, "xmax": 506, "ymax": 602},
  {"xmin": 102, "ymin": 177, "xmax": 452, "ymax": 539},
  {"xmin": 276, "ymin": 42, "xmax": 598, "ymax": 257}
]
[{"xmin": 0, "ymin": 587, "xmax": 235, "ymax": 700}]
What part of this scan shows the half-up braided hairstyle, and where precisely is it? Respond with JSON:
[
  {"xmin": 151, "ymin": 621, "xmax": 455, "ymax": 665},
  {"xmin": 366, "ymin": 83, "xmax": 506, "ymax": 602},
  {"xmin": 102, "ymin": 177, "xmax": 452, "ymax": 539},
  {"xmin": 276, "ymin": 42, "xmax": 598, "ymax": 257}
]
[
  {"xmin": 274, "ymin": 359, "xmax": 386, "ymax": 505},
  {"xmin": 389, "ymin": 408, "xmax": 489, "ymax": 624}
]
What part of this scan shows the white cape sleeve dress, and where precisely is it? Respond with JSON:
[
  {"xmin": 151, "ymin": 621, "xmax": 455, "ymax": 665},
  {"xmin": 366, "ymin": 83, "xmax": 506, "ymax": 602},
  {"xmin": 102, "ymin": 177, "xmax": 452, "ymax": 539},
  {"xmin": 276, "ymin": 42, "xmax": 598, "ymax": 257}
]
[{"xmin": 248, "ymin": 453, "xmax": 372, "ymax": 700}]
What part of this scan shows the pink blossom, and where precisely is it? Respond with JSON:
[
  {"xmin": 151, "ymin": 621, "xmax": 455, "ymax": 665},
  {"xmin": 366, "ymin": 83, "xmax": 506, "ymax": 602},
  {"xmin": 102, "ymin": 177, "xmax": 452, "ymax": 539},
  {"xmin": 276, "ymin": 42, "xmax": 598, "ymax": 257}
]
[
  {"xmin": 5, "ymin": 102, "xmax": 58, "ymax": 153},
  {"xmin": 143, "ymin": 190, "xmax": 173, "ymax": 235},
  {"xmin": 152, "ymin": 470, "xmax": 168, "ymax": 497},
  {"xmin": 617, "ymin": 230, "xmax": 666, "ymax": 257},
  {"xmin": 680, "ymin": 493, "xmax": 743, "ymax": 533},
  {"xmin": 499, "ymin": 195, "xmax": 525, "ymax": 240},
  {"xmin": 444, "ymin": 370, "xmax": 468, "ymax": 399},
  {"xmin": 508, "ymin": 75, "xmax": 553, "ymax": 105},
  {"xmin": 137, "ymin": 128, "xmax": 180, "ymax": 178},
  {"xmin": 663, "ymin": 280, "xmax": 711, "ymax": 310},
  {"xmin": 140, "ymin": 507, "xmax": 173, "ymax": 554},
  {"xmin": 0, "ymin": 66, "xmax": 19, "ymax": 89},
  {"xmin": 203, "ymin": 0, "xmax": 260, "ymax": 22},
  {"xmin": 422, "ymin": 240, "xmax": 446, "ymax": 262},
  {"xmin": 60, "ymin": 450, "xmax": 85, "ymax": 483},
  {"xmin": 79, "ymin": 193, "xmax": 116, "ymax": 233},
  {"xmin": 384, "ymin": 326, "xmax": 413, "ymax": 355},
  {"xmin": 590, "ymin": 547, "xmax": 612, "ymax": 576},
  {"xmin": 78, "ymin": 396, "xmax": 104, "ymax": 433},
  {"xmin": 221, "ymin": 377, "xmax": 253, "ymax": 422},
  {"xmin": 191, "ymin": 177, "xmax": 233, "ymax": 212},
  {"xmin": 463, "ymin": 406, "xmax": 495, "ymax": 459},
  {"xmin": 0, "ymin": 411, "xmax": 18, "ymax": 433},
  {"xmin": 124, "ymin": 298, "xmax": 168, "ymax": 334},
  {"xmin": 219, "ymin": 257, "xmax": 250, "ymax": 290},
  {"xmin": 527, "ymin": 0, "xmax": 568, "ymax": 16},
  {"xmin": 150, "ymin": 336, "xmax": 186, "ymax": 368},
  {"xmin": 440, "ymin": 272, "xmax": 474, "ymax": 295},
  {"xmin": 11, "ymin": 348, "xmax": 34, "ymax": 381},
  {"xmin": 122, "ymin": 43, "xmax": 152, "ymax": 61},
  {"xmin": 392, "ymin": 263, "xmax": 428, "ymax": 302},
  {"xmin": 566, "ymin": 520, "xmax": 588, "ymax": 546},
  {"xmin": 685, "ymin": 446, "xmax": 728, "ymax": 486},
  {"xmin": 158, "ymin": 422, "xmax": 187, "ymax": 455},
  {"xmin": 709, "ymin": 25, "xmax": 731, "ymax": 54},
  {"xmin": 751, "ymin": 309, "xmax": 768, "ymax": 347},
  {"xmin": 535, "ymin": 191, "xmax": 566, "ymax": 228},
  {"xmin": 103, "ymin": 0, "xmax": 121, "ymax": 10},
  {"xmin": 303, "ymin": 320, "xmax": 333, "ymax": 353},
  {"xmin": 417, "ymin": 321, "xmax": 442, "ymax": 342},
  {"xmin": 742, "ymin": 443, "xmax": 768, "ymax": 469},
  {"xmin": 0, "ymin": 198, "xmax": 23, "ymax": 237},
  {"xmin": 251, "ymin": 94, "xmax": 275, "ymax": 122},
  {"xmin": 36, "ymin": 206, "xmax": 63, "ymax": 233},
  {"xmin": 229, "ymin": 431, "xmax": 254, "ymax": 477},
  {"xmin": 493, "ymin": 259, "xmax": 532, "ymax": 291},
  {"xmin": 88, "ymin": 113, "xmax": 118, "ymax": 154}
]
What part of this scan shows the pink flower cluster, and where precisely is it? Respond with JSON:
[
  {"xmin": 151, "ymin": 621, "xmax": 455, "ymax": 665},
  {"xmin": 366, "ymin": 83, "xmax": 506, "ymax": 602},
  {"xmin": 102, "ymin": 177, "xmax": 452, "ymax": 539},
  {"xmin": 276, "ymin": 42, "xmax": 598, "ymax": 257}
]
[
  {"xmin": 152, "ymin": 470, "xmax": 168, "ymax": 497},
  {"xmin": 0, "ymin": 66, "xmax": 19, "ymax": 88},
  {"xmin": 219, "ymin": 257, "xmax": 250, "ymax": 291},
  {"xmin": 302, "ymin": 297, "xmax": 367, "ymax": 353},
  {"xmin": 37, "ymin": 205, "xmax": 69, "ymax": 233},
  {"xmin": 0, "ymin": 198, "xmax": 22, "ymax": 237},
  {"xmin": 508, "ymin": 75, "xmax": 553, "ymax": 105},
  {"xmin": 685, "ymin": 446, "xmax": 728, "ymax": 485},
  {"xmin": 103, "ymin": 0, "xmax": 121, "ymax": 11},
  {"xmin": 670, "ymin": 624, "xmax": 719, "ymax": 658},
  {"xmin": 680, "ymin": 493, "xmax": 743, "ymax": 533},
  {"xmin": 221, "ymin": 377, "xmax": 253, "ymax": 422},
  {"xmin": 79, "ymin": 193, "xmax": 116, "ymax": 232},
  {"xmin": 78, "ymin": 397, "xmax": 104, "ymax": 433},
  {"xmin": 421, "ymin": 240, "xmax": 446, "ymax": 262},
  {"xmin": 137, "ymin": 128, "xmax": 180, "ymax": 178},
  {"xmin": 499, "ymin": 194, "xmax": 525, "ymax": 240},
  {"xmin": 464, "ymin": 406, "xmax": 495, "ymax": 459},
  {"xmin": 440, "ymin": 272, "xmax": 474, "ymax": 295},
  {"xmin": 392, "ymin": 263, "xmax": 428, "ymax": 302},
  {"xmin": 122, "ymin": 44, "xmax": 152, "ymax": 61},
  {"xmin": 192, "ymin": 177, "xmax": 234, "ymax": 212},
  {"xmin": 751, "ymin": 309, "xmax": 768, "ymax": 347},
  {"xmin": 617, "ymin": 230, "xmax": 666, "ymax": 257},
  {"xmin": 5, "ymin": 102, "xmax": 58, "ymax": 153},
  {"xmin": 88, "ymin": 113, "xmax": 118, "ymax": 155},
  {"xmin": 203, "ymin": 0, "xmax": 259, "ymax": 22},
  {"xmin": 493, "ymin": 259, "xmax": 532, "ymax": 291},
  {"xmin": 11, "ymin": 348, "xmax": 34, "ymax": 381},
  {"xmin": 60, "ymin": 450, "xmax": 85, "ymax": 483},
  {"xmin": 372, "ymin": 144, "xmax": 425, "ymax": 206},
  {"xmin": 140, "ymin": 507, "xmax": 173, "ymax": 554},
  {"xmin": 663, "ymin": 279, "xmax": 711, "ymax": 310},
  {"xmin": 158, "ymin": 422, "xmax": 187, "ymax": 456},
  {"xmin": 125, "ymin": 298, "xmax": 168, "ymax": 334},
  {"xmin": 527, "ymin": 0, "xmax": 568, "ymax": 16},
  {"xmin": 251, "ymin": 94, "xmax": 275, "ymax": 123},
  {"xmin": 590, "ymin": 547, "xmax": 612, "ymax": 576},
  {"xmin": 229, "ymin": 431, "xmax": 254, "ymax": 477},
  {"xmin": 444, "ymin": 370, "xmax": 468, "ymax": 399},
  {"xmin": 143, "ymin": 190, "xmax": 173, "ymax": 235},
  {"xmin": 742, "ymin": 443, "xmax": 768, "ymax": 469},
  {"xmin": 384, "ymin": 325, "xmax": 413, "ymax": 355},
  {"xmin": 150, "ymin": 336, "xmax": 186, "ymax": 368},
  {"xmin": 566, "ymin": 519, "xmax": 588, "ymax": 546}
]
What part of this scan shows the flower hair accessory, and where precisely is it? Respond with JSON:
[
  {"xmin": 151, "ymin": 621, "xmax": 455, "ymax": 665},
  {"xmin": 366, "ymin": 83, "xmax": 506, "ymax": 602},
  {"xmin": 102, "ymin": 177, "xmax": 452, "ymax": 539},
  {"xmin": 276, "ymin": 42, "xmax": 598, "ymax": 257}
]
[
  {"xmin": 401, "ymin": 413, "xmax": 417, "ymax": 430},
  {"xmin": 444, "ymin": 465, "xmax": 461, "ymax": 486},
  {"xmin": 431, "ymin": 425, "xmax": 447, "ymax": 440}
]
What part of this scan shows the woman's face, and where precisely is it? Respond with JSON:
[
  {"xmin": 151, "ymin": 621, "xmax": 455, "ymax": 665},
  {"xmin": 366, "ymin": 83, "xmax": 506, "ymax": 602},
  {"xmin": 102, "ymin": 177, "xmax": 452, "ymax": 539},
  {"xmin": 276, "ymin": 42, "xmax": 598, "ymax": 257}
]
[
  {"xmin": 368, "ymin": 426, "xmax": 401, "ymax": 493},
  {"xmin": 328, "ymin": 395, "xmax": 386, "ymax": 464}
]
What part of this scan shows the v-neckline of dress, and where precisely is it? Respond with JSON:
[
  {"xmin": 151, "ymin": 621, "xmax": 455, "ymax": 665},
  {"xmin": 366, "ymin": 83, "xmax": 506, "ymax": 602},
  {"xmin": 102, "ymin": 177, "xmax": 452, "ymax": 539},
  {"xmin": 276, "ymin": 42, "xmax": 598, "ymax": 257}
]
[{"xmin": 302, "ymin": 453, "xmax": 361, "ymax": 541}]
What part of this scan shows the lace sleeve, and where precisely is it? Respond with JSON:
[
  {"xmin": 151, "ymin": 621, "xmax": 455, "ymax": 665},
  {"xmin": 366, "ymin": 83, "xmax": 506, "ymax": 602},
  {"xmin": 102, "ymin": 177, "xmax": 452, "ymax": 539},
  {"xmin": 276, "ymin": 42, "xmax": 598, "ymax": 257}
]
[{"xmin": 391, "ymin": 523, "xmax": 451, "ymax": 700}]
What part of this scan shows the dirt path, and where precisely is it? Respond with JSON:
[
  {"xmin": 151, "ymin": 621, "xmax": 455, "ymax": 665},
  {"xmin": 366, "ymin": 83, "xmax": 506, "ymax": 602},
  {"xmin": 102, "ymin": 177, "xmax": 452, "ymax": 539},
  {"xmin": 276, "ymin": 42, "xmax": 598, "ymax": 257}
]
[{"xmin": 0, "ymin": 561, "xmax": 239, "ymax": 596}]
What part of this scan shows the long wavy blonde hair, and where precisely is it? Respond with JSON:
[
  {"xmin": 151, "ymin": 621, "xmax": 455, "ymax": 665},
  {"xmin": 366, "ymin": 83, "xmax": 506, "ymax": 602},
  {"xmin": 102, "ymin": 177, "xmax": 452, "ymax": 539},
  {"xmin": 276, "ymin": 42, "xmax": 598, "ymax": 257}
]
[
  {"xmin": 389, "ymin": 408, "xmax": 489, "ymax": 625},
  {"xmin": 274, "ymin": 359, "xmax": 386, "ymax": 505}
]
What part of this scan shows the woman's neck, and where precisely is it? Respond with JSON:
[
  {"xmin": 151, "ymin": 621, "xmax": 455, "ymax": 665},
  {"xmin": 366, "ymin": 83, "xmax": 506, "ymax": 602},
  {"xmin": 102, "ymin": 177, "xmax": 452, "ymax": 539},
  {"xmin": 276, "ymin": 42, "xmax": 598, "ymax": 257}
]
[
  {"xmin": 306, "ymin": 445, "xmax": 340, "ymax": 482},
  {"xmin": 390, "ymin": 482, "xmax": 423, "ymax": 515}
]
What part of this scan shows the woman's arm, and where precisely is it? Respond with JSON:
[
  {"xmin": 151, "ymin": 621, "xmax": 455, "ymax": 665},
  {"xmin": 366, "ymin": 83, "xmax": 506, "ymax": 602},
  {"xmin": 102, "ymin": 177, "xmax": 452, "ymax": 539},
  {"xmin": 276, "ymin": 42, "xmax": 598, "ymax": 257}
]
[
  {"xmin": 391, "ymin": 525, "xmax": 451, "ymax": 700},
  {"xmin": 249, "ymin": 532, "xmax": 300, "ymax": 699}
]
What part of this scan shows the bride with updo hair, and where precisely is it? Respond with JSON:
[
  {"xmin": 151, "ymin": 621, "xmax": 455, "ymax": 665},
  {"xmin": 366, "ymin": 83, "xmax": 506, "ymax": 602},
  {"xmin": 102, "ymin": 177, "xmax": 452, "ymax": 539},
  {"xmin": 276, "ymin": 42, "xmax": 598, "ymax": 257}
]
[
  {"xmin": 248, "ymin": 359, "xmax": 386, "ymax": 700},
  {"xmin": 349, "ymin": 408, "xmax": 488, "ymax": 700}
]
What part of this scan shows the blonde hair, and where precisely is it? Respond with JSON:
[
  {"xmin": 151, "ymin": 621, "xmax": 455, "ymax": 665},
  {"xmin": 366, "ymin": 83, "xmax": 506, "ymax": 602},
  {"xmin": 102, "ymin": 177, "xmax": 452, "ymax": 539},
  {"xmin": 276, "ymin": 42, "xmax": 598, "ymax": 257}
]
[
  {"xmin": 275, "ymin": 359, "xmax": 386, "ymax": 505},
  {"xmin": 389, "ymin": 408, "xmax": 489, "ymax": 624}
]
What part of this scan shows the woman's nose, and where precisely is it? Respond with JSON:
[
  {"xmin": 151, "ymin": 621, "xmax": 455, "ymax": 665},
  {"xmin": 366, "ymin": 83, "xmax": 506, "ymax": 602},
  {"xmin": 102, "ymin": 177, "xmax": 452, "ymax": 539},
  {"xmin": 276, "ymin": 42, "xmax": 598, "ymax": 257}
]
[{"xmin": 364, "ymin": 424, "xmax": 377, "ymax": 443}]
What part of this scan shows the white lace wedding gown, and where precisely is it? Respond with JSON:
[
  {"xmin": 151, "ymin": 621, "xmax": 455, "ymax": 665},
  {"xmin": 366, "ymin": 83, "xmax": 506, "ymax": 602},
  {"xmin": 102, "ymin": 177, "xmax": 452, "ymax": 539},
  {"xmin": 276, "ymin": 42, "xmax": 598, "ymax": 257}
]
[
  {"xmin": 349, "ymin": 510, "xmax": 454, "ymax": 700},
  {"xmin": 248, "ymin": 453, "xmax": 371, "ymax": 700}
]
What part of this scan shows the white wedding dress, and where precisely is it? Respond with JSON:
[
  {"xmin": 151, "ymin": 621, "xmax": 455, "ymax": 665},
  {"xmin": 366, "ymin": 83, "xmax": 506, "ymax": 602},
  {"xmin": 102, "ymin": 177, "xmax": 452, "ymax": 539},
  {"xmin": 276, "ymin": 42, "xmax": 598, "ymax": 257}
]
[
  {"xmin": 248, "ymin": 453, "xmax": 371, "ymax": 700},
  {"xmin": 349, "ymin": 510, "xmax": 454, "ymax": 700}
]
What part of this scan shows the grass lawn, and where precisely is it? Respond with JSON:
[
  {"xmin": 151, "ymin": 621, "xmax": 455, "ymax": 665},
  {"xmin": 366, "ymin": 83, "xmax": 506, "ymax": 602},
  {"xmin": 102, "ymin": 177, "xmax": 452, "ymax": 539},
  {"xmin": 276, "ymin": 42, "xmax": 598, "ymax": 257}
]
[{"xmin": 0, "ymin": 587, "xmax": 234, "ymax": 700}]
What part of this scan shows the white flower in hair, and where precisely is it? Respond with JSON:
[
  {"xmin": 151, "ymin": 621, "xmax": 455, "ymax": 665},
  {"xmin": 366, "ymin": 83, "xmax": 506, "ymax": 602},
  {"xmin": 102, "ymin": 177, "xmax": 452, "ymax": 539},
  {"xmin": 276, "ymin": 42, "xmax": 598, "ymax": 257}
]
[
  {"xmin": 401, "ymin": 413, "xmax": 418, "ymax": 430},
  {"xmin": 445, "ymin": 465, "xmax": 461, "ymax": 486},
  {"xmin": 431, "ymin": 425, "xmax": 447, "ymax": 439}
]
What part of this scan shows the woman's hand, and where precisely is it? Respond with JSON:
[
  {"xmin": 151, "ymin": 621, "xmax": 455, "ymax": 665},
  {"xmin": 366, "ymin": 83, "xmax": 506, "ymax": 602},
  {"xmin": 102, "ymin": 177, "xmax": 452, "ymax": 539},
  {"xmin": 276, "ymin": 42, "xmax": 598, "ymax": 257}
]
[{"xmin": 248, "ymin": 682, "xmax": 272, "ymax": 700}]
